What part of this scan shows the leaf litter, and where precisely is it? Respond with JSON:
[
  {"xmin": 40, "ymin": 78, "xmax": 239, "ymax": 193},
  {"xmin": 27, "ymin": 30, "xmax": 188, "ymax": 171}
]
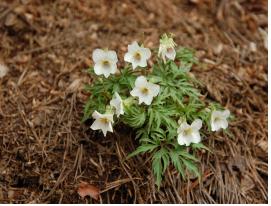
[{"xmin": 0, "ymin": 0, "xmax": 267, "ymax": 203}]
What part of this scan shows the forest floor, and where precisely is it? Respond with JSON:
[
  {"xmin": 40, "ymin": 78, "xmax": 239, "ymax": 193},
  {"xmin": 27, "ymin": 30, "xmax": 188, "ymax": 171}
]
[{"xmin": 0, "ymin": 0, "xmax": 268, "ymax": 203}]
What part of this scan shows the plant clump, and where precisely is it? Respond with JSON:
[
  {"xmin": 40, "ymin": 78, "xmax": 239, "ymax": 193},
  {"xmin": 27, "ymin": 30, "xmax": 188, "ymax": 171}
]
[{"xmin": 83, "ymin": 34, "xmax": 231, "ymax": 188}]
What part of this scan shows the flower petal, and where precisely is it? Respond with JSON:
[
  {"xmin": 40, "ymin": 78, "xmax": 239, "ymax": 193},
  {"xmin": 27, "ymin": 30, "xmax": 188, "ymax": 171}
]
[
  {"xmin": 177, "ymin": 134, "xmax": 187, "ymax": 146},
  {"xmin": 107, "ymin": 50, "xmax": 118, "ymax": 62},
  {"xmin": 90, "ymin": 119, "xmax": 102, "ymax": 131},
  {"xmin": 191, "ymin": 119, "xmax": 202, "ymax": 130},
  {"xmin": 211, "ymin": 110, "xmax": 220, "ymax": 119},
  {"xmin": 177, "ymin": 133, "xmax": 193, "ymax": 146},
  {"xmin": 92, "ymin": 111, "xmax": 102, "ymax": 119},
  {"xmin": 141, "ymin": 47, "xmax": 151, "ymax": 59},
  {"xmin": 130, "ymin": 87, "xmax": 141, "ymax": 98},
  {"xmin": 124, "ymin": 52, "xmax": 133, "ymax": 63},
  {"xmin": 100, "ymin": 124, "xmax": 108, "ymax": 137},
  {"xmin": 128, "ymin": 41, "xmax": 139, "ymax": 52},
  {"xmin": 99, "ymin": 122, "xmax": 113, "ymax": 137},
  {"xmin": 165, "ymin": 47, "xmax": 176, "ymax": 60},
  {"xmin": 130, "ymin": 87, "xmax": 153, "ymax": 105},
  {"xmin": 148, "ymin": 82, "xmax": 160, "ymax": 97},
  {"xmin": 223, "ymin": 109, "xmax": 230, "ymax": 118},
  {"xmin": 140, "ymin": 94, "xmax": 153, "ymax": 105},
  {"xmin": 131, "ymin": 61, "xmax": 139, "ymax": 70},
  {"xmin": 103, "ymin": 113, "xmax": 114, "ymax": 122},
  {"xmin": 134, "ymin": 76, "xmax": 148, "ymax": 88},
  {"xmin": 191, "ymin": 132, "xmax": 201, "ymax": 144},
  {"xmin": 137, "ymin": 58, "xmax": 148, "ymax": 68},
  {"xmin": 108, "ymin": 63, "xmax": 117, "ymax": 77},
  {"xmin": 211, "ymin": 121, "xmax": 219, "ymax": 132},
  {"xmin": 177, "ymin": 122, "xmax": 189, "ymax": 134},
  {"xmin": 107, "ymin": 122, "xmax": 113, "ymax": 132},
  {"xmin": 102, "ymin": 68, "xmax": 112, "ymax": 78},
  {"xmin": 114, "ymin": 92, "xmax": 121, "ymax": 100},
  {"xmin": 94, "ymin": 62, "xmax": 117, "ymax": 78},
  {"xmin": 93, "ymin": 63, "xmax": 104, "ymax": 75},
  {"xmin": 110, "ymin": 93, "xmax": 124, "ymax": 117},
  {"xmin": 92, "ymin": 49, "xmax": 105, "ymax": 63},
  {"xmin": 219, "ymin": 119, "xmax": 228, "ymax": 129}
]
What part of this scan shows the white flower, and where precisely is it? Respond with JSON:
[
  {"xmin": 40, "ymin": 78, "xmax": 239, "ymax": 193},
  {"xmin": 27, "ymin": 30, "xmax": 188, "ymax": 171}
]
[
  {"xmin": 177, "ymin": 119, "xmax": 202, "ymax": 146},
  {"xmin": 124, "ymin": 41, "xmax": 151, "ymax": 70},
  {"xmin": 130, "ymin": 76, "xmax": 160, "ymax": 105},
  {"xmin": 158, "ymin": 34, "xmax": 177, "ymax": 62},
  {"xmin": 211, "ymin": 109, "xmax": 230, "ymax": 131},
  {"xmin": 164, "ymin": 47, "xmax": 176, "ymax": 60},
  {"xmin": 92, "ymin": 49, "xmax": 118, "ymax": 78},
  {"xmin": 110, "ymin": 92, "xmax": 124, "ymax": 117},
  {"xmin": 90, "ymin": 111, "xmax": 114, "ymax": 136}
]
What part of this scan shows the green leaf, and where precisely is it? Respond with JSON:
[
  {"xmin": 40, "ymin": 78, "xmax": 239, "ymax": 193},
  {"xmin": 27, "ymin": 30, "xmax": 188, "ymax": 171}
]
[
  {"xmin": 151, "ymin": 148, "xmax": 170, "ymax": 188},
  {"xmin": 178, "ymin": 150, "xmax": 199, "ymax": 162},
  {"xmin": 122, "ymin": 106, "xmax": 146, "ymax": 128},
  {"xmin": 169, "ymin": 151, "xmax": 185, "ymax": 178},
  {"xmin": 152, "ymin": 156, "xmax": 162, "ymax": 188},
  {"xmin": 161, "ymin": 152, "xmax": 170, "ymax": 173},
  {"xmin": 127, "ymin": 144, "xmax": 158, "ymax": 159},
  {"xmin": 191, "ymin": 143, "xmax": 212, "ymax": 153},
  {"xmin": 181, "ymin": 158, "xmax": 201, "ymax": 178},
  {"xmin": 147, "ymin": 108, "xmax": 154, "ymax": 133},
  {"xmin": 176, "ymin": 47, "xmax": 198, "ymax": 66}
]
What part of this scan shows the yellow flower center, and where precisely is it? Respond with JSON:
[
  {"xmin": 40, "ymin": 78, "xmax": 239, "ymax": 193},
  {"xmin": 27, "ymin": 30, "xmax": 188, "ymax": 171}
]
[
  {"xmin": 100, "ymin": 117, "xmax": 109, "ymax": 123},
  {"xmin": 183, "ymin": 128, "xmax": 192, "ymax": 136},
  {"xmin": 102, "ymin": 60, "xmax": 110, "ymax": 68},
  {"xmin": 141, "ymin": 87, "xmax": 149, "ymax": 95},
  {"xmin": 134, "ymin": 52, "xmax": 141, "ymax": 61},
  {"xmin": 214, "ymin": 117, "xmax": 221, "ymax": 122}
]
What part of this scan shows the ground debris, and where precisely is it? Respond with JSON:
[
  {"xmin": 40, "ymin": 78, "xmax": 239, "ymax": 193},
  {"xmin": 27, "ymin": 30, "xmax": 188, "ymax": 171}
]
[
  {"xmin": 77, "ymin": 181, "xmax": 100, "ymax": 200},
  {"xmin": 0, "ymin": 0, "xmax": 267, "ymax": 204}
]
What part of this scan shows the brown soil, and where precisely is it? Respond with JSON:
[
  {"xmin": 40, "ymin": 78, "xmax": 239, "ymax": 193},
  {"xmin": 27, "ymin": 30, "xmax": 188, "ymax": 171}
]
[{"xmin": 0, "ymin": 0, "xmax": 267, "ymax": 204}]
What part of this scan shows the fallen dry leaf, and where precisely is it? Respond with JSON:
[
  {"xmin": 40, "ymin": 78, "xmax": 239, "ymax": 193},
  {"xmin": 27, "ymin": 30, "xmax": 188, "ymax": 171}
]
[
  {"xmin": 213, "ymin": 43, "xmax": 224, "ymax": 55},
  {"xmin": 67, "ymin": 79, "xmax": 82, "ymax": 93},
  {"xmin": 258, "ymin": 28, "xmax": 268, "ymax": 50},
  {"xmin": 241, "ymin": 174, "xmax": 255, "ymax": 193},
  {"xmin": 77, "ymin": 181, "xmax": 100, "ymax": 200},
  {"xmin": 0, "ymin": 64, "xmax": 9, "ymax": 78},
  {"xmin": 257, "ymin": 139, "xmax": 268, "ymax": 153}
]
